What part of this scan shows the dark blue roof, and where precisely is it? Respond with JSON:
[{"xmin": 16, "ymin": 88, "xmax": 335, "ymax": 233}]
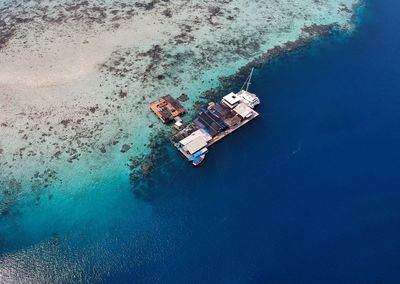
[{"xmin": 194, "ymin": 109, "xmax": 228, "ymax": 137}]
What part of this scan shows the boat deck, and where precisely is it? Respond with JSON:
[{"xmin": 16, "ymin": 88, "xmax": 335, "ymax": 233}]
[{"xmin": 174, "ymin": 109, "xmax": 259, "ymax": 160}]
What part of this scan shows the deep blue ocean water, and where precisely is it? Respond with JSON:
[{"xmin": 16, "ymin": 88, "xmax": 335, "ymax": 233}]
[
  {"xmin": 1, "ymin": 0, "xmax": 400, "ymax": 283},
  {"xmin": 106, "ymin": 1, "xmax": 400, "ymax": 282}
]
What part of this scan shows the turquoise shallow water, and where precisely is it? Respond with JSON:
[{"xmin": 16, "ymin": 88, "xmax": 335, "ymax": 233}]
[{"xmin": 1, "ymin": 1, "xmax": 400, "ymax": 283}]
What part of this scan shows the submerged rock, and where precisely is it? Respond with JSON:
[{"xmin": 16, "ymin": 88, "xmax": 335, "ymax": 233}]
[
  {"xmin": 120, "ymin": 144, "xmax": 131, "ymax": 153},
  {"xmin": 141, "ymin": 159, "xmax": 154, "ymax": 175},
  {"xmin": 177, "ymin": 93, "xmax": 189, "ymax": 102}
]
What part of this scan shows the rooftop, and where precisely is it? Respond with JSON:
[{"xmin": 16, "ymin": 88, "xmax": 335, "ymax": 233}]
[
  {"xmin": 222, "ymin": 92, "xmax": 241, "ymax": 106},
  {"xmin": 150, "ymin": 95, "xmax": 185, "ymax": 123},
  {"xmin": 233, "ymin": 103, "xmax": 254, "ymax": 119}
]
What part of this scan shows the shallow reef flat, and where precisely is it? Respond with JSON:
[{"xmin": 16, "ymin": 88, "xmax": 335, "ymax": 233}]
[{"xmin": 0, "ymin": 0, "xmax": 361, "ymax": 210}]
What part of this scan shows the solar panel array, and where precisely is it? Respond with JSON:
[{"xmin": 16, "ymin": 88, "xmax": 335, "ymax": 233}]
[{"xmin": 194, "ymin": 109, "xmax": 228, "ymax": 137}]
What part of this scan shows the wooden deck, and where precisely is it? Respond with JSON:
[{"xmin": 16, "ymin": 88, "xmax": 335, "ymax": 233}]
[{"xmin": 150, "ymin": 95, "xmax": 185, "ymax": 123}]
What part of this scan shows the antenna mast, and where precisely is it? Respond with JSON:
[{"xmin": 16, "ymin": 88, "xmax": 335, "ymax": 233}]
[
  {"xmin": 246, "ymin": 67, "xmax": 254, "ymax": 91},
  {"xmin": 241, "ymin": 67, "xmax": 254, "ymax": 92}
]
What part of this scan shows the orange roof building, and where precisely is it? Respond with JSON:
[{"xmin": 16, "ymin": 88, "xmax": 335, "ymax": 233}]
[{"xmin": 150, "ymin": 95, "xmax": 185, "ymax": 123}]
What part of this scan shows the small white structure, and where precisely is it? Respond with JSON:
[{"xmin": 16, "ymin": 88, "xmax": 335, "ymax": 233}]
[
  {"xmin": 237, "ymin": 90, "xmax": 260, "ymax": 109},
  {"xmin": 184, "ymin": 136, "xmax": 208, "ymax": 154},
  {"xmin": 179, "ymin": 129, "xmax": 211, "ymax": 146},
  {"xmin": 222, "ymin": 90, "xmax": 260, "ymax": 110},
  {"xmin": 233, "ymin": 103, "xmax": 254, "ymax": 119},
  {"xmin": 174, "ymin": 116, "xmax": 183, "ymax": 130},
  {"xmin": 179, "ymin": 129, "xmax": 211, "ymax": 154},
  {"xmin": 222, "ymin": 92, "xmax": 241, "ymax": 109}
]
